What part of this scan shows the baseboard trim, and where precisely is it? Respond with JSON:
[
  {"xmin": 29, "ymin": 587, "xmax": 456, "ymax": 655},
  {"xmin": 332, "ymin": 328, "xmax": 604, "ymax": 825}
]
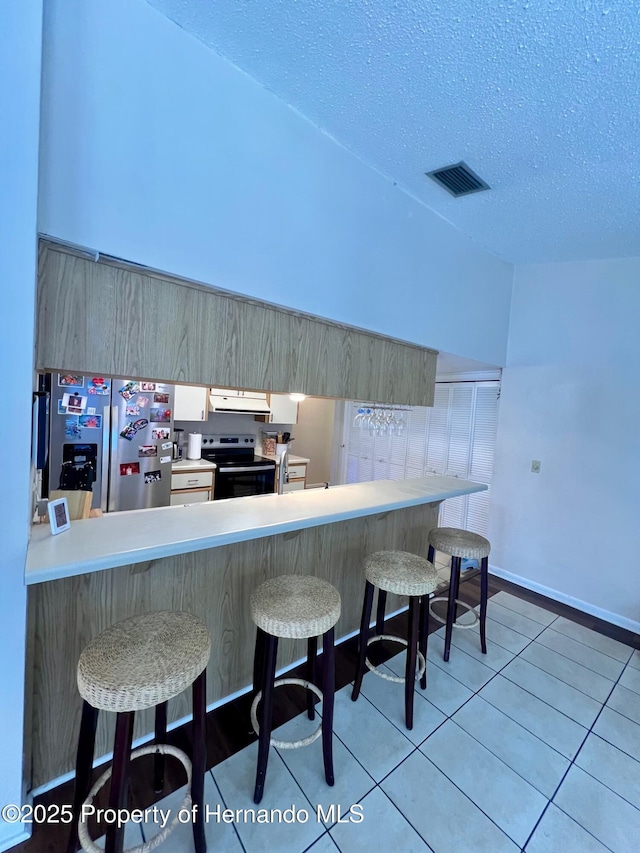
[
  {"xmin": 0, "ymin": 825, "xmax": 31, "ymax": 852},
  {"xmin": 490, "ymin": 564, "xmax": 640, "ymax": 636}
]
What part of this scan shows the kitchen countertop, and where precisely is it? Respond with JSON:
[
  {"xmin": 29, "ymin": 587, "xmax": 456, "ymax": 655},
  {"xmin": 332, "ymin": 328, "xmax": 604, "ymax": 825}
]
[
  {"xmin": 262, "ymin": 452, "xmax": 311, "ymax": 465},
  {"xmin": 171, "ymin": 458, "xmax": 217, "ymax": 471},
  {"xmin": 26, "ymin": 475, "xmax": 486, "ymax": 585}
]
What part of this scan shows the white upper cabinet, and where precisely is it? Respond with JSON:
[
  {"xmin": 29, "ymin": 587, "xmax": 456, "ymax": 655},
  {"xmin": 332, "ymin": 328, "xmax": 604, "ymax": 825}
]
[
  {"xmin": 266, "ymin": 393, "xmax": 299, "ymax": 424},
  {"xmin": 174, "ymin": 385, "xmax": 208, "ymax": 421}
]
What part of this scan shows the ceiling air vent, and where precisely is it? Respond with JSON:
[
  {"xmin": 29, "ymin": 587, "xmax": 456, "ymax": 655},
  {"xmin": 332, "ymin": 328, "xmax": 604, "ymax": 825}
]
[{"xmin": 426, "ymin": 162, "xmax": 490, "ymax": 197}]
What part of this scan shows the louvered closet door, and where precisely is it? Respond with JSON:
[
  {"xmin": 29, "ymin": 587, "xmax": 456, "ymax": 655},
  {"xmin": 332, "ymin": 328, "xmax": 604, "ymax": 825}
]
[
  {"xmin": 406, "ymin": 406, "xmax": 429, "ymax": 478},
  {"xmin": 465, "ymin": 383, "xmax": 500, "ymax": 535},
  {"xmin": 425, "ymin": 386, "xmax": 450, "ymax": 474},
  {"xmin": 440, "ymin": 384, "xmax": 474, "ymax": 528}
]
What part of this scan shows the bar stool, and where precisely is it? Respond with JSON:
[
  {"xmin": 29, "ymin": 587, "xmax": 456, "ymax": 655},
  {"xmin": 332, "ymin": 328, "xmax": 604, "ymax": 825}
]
[
  {"xmin": 250, "ymin": 575, "xmax": 341, "ymax": 805},
  {"xmin": 428, "ymin": 527, "xmax": 491, "ymax": 662},
  {"xmin": 352, "ymin": 551, "xmax": 438, "ymax": 730},
  {"xmin": 67, "ymin": 611, "xmax": 211, "ymax": 853}
]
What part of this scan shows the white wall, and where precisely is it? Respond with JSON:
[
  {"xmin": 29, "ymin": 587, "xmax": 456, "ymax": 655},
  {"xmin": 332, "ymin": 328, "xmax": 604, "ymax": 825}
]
[
  {"xmin": 490, "ymin": 259, "xmax": 640, "ymax": 630},
  {"xmin": 39, "ymin": 0, "xmax": 512, "ymax": 368},
  {"xmin": 0, "ymin": 1, "xmax": 43, "ymax": 848}
]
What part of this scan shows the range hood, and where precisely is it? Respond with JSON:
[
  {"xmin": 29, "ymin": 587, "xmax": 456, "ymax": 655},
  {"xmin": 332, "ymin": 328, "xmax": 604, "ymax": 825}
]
[{"xmin": 208, "ymin": 391, "xmax": 271, "ymax": 415}]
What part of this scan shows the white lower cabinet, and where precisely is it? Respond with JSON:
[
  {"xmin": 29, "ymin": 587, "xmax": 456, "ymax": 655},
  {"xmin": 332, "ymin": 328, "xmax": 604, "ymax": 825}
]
[
  {"xmin": 170, "ymin": 470, "xmax": 214, "ymax": 505},
  {"xmin": 170, "ymin": 489, "xmax": 211, "ymax": 505}
]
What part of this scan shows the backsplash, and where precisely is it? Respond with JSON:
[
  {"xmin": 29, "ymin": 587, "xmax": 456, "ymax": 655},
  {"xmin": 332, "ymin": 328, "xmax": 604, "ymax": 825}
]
[{"xmin": 174, "ymin": 411, "xmax": 294, "ymax": 454}]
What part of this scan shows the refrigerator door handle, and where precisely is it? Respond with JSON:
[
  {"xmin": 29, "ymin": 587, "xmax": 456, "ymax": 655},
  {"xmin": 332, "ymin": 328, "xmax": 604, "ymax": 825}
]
[
  {"xmin": 107, "ymin": 405, "xmax": 119, "ymax": 512},
  {"xmin": 100, "ymin": 404, "xmax": 111, "ymax": 511}
]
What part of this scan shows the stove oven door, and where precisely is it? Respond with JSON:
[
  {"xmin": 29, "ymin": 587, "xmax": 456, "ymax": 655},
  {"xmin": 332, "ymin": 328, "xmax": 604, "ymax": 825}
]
[{"xmin": 214, "ymin": 463, "xmax": 276, "ymax": 499}]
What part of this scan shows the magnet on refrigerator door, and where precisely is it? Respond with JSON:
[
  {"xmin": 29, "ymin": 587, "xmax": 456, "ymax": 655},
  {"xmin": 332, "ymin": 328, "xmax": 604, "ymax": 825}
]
[
  {"xmin": 118, "ymin": 381, "xmax": 140, "ymax": 401},
  {"xmin": 62, "ymin": 392, "xmax": 87, "ymax": 411},
  {"xmin": 65, "ymin": 418, "xmax": 81, "ymax": 439},
  {"xmin": 120, "ymin": 463, "xmax": 140, "ymax": 476},
  {"xmin": 79, "ymin": 414, "xmax": 101, "ymax": 429},
  {"xmin": 87, "ymin": 377, "xmax": 110, "ymax": 395},
  {"xmin": 58, "ymin": 374, "xmax": 84, "ymax": 388}
]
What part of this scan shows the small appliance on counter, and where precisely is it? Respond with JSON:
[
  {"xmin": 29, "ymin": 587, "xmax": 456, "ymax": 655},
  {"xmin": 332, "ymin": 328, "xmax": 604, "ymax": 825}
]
[
  {"xmin": 172, "ymin": 428, "xmax": 184, "ymax": 460},
  {"xmin": 200, "ymin": 434, "xmax": 276, "ymax": 499}
]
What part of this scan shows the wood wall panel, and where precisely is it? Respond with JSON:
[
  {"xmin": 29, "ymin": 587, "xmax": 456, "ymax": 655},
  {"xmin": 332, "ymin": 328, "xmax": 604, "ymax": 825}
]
[
  {"xmin": 29, "ymin": 502, "xmax": 440, "ymax": 788},
  {"xmin": 36, "ymin": 242, "xmax": 437, "ymax": 406}
]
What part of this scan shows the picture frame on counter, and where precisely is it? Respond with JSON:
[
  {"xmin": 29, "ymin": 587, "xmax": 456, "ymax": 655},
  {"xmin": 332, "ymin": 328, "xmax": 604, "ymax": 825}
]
[{"xmin": 48, "ymin": 497, "xmax": 71, "ymax": 535}]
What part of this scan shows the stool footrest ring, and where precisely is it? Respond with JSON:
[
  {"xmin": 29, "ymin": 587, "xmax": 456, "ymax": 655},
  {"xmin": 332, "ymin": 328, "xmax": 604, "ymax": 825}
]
[
  {"xmin": 365, "ymin": 635, "xmax": 426, "ymax": 684},
  {"xmin": 78, "ymin": 744, "xmax": 192, "ymax": 853},
  {"xmin": 429, "ymin": 596, "xmax": 479, "ymax": 629},
  {"xmin": 251, "ymin": 678, "xmax": 324, "ymax": 749}
]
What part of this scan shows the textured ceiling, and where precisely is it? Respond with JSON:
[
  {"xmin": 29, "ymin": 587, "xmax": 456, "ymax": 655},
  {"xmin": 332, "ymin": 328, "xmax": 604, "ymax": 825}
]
[{"xmin": 145, "ymin": 0, "xmax": 640, "ymax": 264}]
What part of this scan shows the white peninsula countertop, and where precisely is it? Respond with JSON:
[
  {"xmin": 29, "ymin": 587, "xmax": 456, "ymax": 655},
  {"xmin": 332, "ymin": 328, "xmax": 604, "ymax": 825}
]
[{"xmin": 26, "ymin": 475, "xmax": 486, "ymax": 585}]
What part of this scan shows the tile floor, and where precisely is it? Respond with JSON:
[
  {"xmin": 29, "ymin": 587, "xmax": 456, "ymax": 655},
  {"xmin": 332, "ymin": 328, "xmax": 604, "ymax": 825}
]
[{"xmin": 113, "ymin": 589, "xmax": 639, "ymax": 852}]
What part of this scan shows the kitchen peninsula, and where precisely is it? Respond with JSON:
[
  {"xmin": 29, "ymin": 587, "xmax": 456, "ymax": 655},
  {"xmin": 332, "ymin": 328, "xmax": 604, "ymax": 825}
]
[{"xmin": 26, "ymin": 475, "xmax": 485, "ymax": 789}]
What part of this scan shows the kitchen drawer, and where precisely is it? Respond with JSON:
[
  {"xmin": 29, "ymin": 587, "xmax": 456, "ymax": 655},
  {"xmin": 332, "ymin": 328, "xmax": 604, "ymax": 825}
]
[
  {"xmin": 170, "ymin": 488, "xmax": 211, "ymax": 506},
  {"xmin": 171, "ymin": 472, "xmax": 213, "ymax": 490},
  {"xmin": 283, "ymin": 479, "xmax": 305, "ymax": 493},
  {"xmin": 287, "ymin": 464, "xmax": 307, "ymax": 480}
]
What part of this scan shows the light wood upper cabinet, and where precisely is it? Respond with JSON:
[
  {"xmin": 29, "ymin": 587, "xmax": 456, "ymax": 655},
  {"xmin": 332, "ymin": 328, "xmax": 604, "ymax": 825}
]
[
  {"xmin": 174, "ymin": 385, "xmax": 208, "ymax": 421},
  {"xmin": 36, "ymin": 242, "xmax": 437, "ymax": 407}
]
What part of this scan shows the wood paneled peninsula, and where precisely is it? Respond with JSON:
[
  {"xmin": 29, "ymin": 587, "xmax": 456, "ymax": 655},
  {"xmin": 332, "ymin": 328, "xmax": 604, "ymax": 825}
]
[{"xmin": 27, "ymin": 476, "xmax": 485, "ymax": 789}]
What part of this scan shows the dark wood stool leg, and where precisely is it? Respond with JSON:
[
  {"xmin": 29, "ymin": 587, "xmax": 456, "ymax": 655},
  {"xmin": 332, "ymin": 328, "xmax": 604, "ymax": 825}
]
[
  {"xmin": 254, "ymin": 634, "xmax": 277, "ymax": 804},
  {"xmin": 322, "ymin": 627, "xmax": 336, "ymax": 786},
  {"xmin": 192, "ymin": 668, "xmax": 207, "ymax": 853},
  {"xmin": 252, "ymin": 627, "xmax": 266, "ymax": 699},
  {"xmin": 375, "ymin": 590, "xmax": 387, "ymax": 635},
  {"xmin": 153, "ymin": 701, "xmax": 167, "ymax": 793},
  {"xmin": 306, "ymin": 636, "xmax": 318, "ymax": 720},
  {"xmin": 419, "ymin": 594, "xmax": 430, "ymax": 690},
  {"xmin": 67, "ymin": 701, "xmax": 99, "ymax": 853},
  {"xmin": 480, "ymin": 556, "xmax": 488, "ymax": 654},
  {"xmin": 352, "ymin": 581, "xmax": 374, "ymax": 701},
  {"xmin": 453, "ymin": 555, "xmax": 461, "ymax": 604},
  {"xmin": 404, "ymin": 597, "xmax": 419, "ymax": 730},
  {"xmin": 444, "ymin": 557, "xmax": 461, "ymax": 662},
  {"xmin": 105, "ymin": 711, "xmax": 135, "ymax": 853}
]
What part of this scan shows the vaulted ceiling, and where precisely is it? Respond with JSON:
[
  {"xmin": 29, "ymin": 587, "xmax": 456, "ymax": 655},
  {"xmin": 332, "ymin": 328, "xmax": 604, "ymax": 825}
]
[{"xmin": 145, "ymin": 0, "xmax": 640, "ymax": 264}]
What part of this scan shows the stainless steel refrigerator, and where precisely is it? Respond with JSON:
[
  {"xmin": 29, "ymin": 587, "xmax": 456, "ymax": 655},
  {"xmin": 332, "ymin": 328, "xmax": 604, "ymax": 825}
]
[{"xmin": 47, "ymin": 374, "xmax": 175, "ymax": 512}]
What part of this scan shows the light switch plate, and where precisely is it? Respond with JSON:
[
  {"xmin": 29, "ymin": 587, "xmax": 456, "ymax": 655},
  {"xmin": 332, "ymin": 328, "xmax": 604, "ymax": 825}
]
[{"xmin": 531, "ymin": 460, "xmax": 541, "ymax": 473}]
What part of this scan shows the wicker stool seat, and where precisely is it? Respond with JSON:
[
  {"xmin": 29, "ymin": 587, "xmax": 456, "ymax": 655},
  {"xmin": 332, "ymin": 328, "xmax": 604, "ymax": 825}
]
[
  {"xmin": 428, "ymin": 527, "xmax": 490, "ymax": 560},
  {"xmin": 427, "ymin": 527, "xmax": 491, "ymax": 663},
  {"xmin": 68, "ymin": 612, "xmax": 210, "ymax": 853},
  {"xmin": 353, "ymin": 551, "xmax": 437, "ymax": 731},
  {"xmin": 78, "ymin": 611, "xmax": 211, "ymax": 713},
  {"xmin": 250, "ymin": 575, "xmax": 341, "ymax": 639},
  {"xmin": 250, "ymin": 575, "xmax": 341, "ymax": 804},
  {"xmin": 364, "ymin": 550, "xmax": 438, "ymax": 597}
]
